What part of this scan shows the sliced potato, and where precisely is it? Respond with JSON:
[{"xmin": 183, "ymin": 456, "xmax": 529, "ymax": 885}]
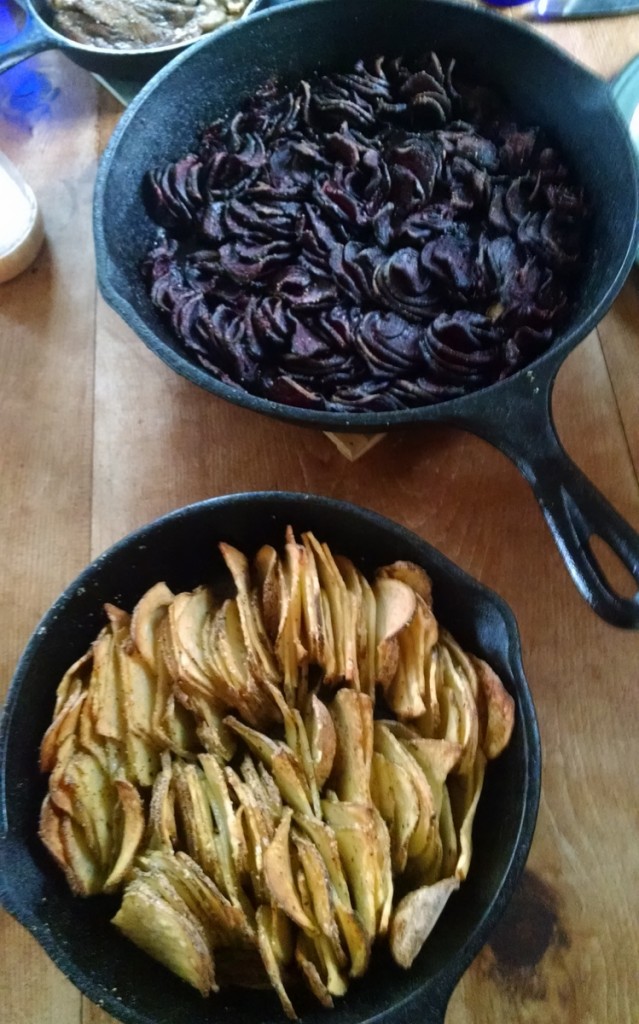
[
  {"xmin": 267, "ymin": 683, "xmax": 320, "ymax": 815},
  {"xmin": 224, "ymin": 715, "xmax": 278, "ymax": 769},
  {"xmin": 146, "ymin": 752, "xmax": 177, "ymax": 852},
  {"xmin": 293, "ymin": 832, "xmax": 345, "ymax": 966},
  {"xmin": 334, "ymin": 902, "xmax": 370, "ymax": 978},
  {"xmin": 52, "ymin": 649, "xmax": 93, "ymax": 720},
  {"xmin": 40, "ymin": 684, "xmax": 86, "ymax": 773},
  {"xmin": 189, "ymin": 694, "xmax": 235, "ymax": 762},
  {"xmin": 439, "ymin": 785, "xmax": 458, "ymax": 879},
  {"xmin": 401, "ymin": 737, "xmax": 461, "ymax": 817},
  {"xmin": 104, "ymin": 778, "xmax": 145, "ymax": 891},
  {"xmin": 439, "ymin": 645, "xmax": 478, "ymax": 777},
  {"xmin": 370, "ymin": 751, "xmax": 419, "ymax": 875},
  {"xmin": 59, "ymin": 815, "xmax": 105, "ymax": 896},
  {"xmin": 173, "ymin": 762, "xmax": 225, "ymax": 893},
  {"xmin": 295, "ymin": 932, "xmax": 334, "ymax": 1009},
  {"xmin": 142, "ymin": 849, "xmax": 254, "ymax": 947},
  {"xmin": 305, "ymin": 532, "xmax": 357, "ymax": 687},
  {"xmin": 303, "ymin": 693, "xmax": 336, "ymax": 791},
  {"xmin": 199, "ymin": 753, "xmax": 248, "ymax": 890},
  {"xmin": 376, "ymin": 561, "xmax": 433, "ymax": 607},
  {"xmin": 450, "ymin": 750, "xmax": 487, "ymax": 881},
  {"xmin": 219, "ymin": 542, "xmax": 279, "ymax": 685},
  {"xmin": 271, "ymin": 748, "xmax": 315, "ymax": 818},
  {"xmin": 263, "ymin": 808, "xmax": 317, "ymax": 933},
  {"xmin": 90, "ymin": 630, "xmax": 123, "ymax": 744},
  {"xmin": 300, "ymin": 535, "xmax": 337, "ymax": 682},
  {"xmin": 389, "ymin": 876, "xmax": 460, "ymax": 968},
  {"xmin": 374, "ymin": 577, "xmax": 416, "ymax": 689},
  {"xmin": 373, "ymin": 723, "xmax": 435, "ymax": 865},
  {"xmin": 470, "ymin": 656, "xmax": 515, "ymax": 760},
  {"xmin": 328, "ymin": 688, "xmax": 373, "ymax": 806},
  {"xmin": 321, "ymin": 801, "xmax": 380, "ymax": 942},
  {"xmin": 113, "ymin": 880, "xmax": 216, "ymax": 996},
  {"xmin": 59, "ymin": 751, "xmax": 116, "ymax": 869},
  {"xmin": 256, "ymin": 905, "xmax": 298, "ymax": 1021},
  {"xmin": 38, "ymin": 794, "xmax": 68, "ymax": 874},
  {"xmin": 116, "ymin": 641, "xmax": 160, "ymax": 787},
  {"xmin": 385, "ymin": 595, "xmax": 437, "ymax": 721},
  {"xmin": 275, "ymin": 531, "xmax": 307, "ymax": 705},
  {"xmin": 333, "ymin": 555, "xmax": 372, "ymax": 687},
  {"xmin": 237, "ymin": 754, "xmax": 280, "ymax": 832},
  {"xmin": 130, "ymin": 582, "xmax": 175, "ymax": 673},
  {"xmin": 254, "ymin": 544, "xmax": 281, "ymax": 642}
]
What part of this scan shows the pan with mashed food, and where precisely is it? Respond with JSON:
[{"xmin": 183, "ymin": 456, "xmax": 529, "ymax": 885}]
[
  {"xmin": 0, "ymin": 0, "xmax": 263, "ymax": 84},
  {"xmin": 50, "ymin": 0, "xmax": 252, "ymax": 49}
]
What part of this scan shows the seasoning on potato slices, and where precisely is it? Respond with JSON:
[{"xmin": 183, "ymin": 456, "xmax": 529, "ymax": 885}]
[{"xmin": 39, "ymin": 528, "xmax": 514, "ymax": 1019}]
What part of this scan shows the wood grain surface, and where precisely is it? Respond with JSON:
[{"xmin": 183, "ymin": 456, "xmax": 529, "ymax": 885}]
[{"xmin": 1, "ymin": 6, "xmax": 639, "ymax": 1024}]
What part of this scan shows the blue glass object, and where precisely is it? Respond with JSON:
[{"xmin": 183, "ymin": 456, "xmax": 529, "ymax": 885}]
[{"xmin": 0, "ymin": 1, "xmax": 59, "ymax": 130}]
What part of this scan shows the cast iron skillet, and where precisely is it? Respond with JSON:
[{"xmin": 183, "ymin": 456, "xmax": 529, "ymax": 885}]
[
  {"xmin": 0, "ymin": 492, "xmax": 540, "ymax": 1024},
  {"xmin": 93, "ymin": 0, "xmax": 639, "ymax": 629},
  {"xmin": 0, "ymin": 0, "xmax": 261, "ymax": 80}
]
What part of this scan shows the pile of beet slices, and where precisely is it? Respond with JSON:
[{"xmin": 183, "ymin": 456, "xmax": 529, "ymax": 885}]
[{"xmin": 142, "ymin": 52, "xmax": 589, "ymax": 412}]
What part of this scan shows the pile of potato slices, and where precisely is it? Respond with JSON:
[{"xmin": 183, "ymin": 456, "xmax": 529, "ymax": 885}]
[{"xmin": 39, "ymin": 528, "xmax": 514, "ymax": 1018}]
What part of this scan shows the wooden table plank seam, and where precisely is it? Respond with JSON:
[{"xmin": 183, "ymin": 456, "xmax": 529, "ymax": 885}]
[{"xmin": 595, "ymin": 323, "xmax": 639, "ymax": 494}]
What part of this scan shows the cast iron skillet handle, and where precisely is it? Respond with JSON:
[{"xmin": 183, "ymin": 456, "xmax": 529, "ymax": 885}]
[
  {"xmin": 0, "ymin": 8, "xmax": 51, "ymax": 74},
  {"xmin": 458, "ymin": 361, "xmax": 639, "ymax": 629}
]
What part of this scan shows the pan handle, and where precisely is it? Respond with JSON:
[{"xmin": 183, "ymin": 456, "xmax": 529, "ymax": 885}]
[
  {"xmin": 0, "ymin": 8, "xmax": 51, "ymax": 75},
  {"xmin": 459, "ymin": 365, "xmax": 639, "ymax": 629}
]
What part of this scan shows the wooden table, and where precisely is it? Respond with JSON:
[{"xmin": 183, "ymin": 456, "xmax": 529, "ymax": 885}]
[{"xmin": 1, "ymin": 6, "xmax": 639, "ymax": 1023}]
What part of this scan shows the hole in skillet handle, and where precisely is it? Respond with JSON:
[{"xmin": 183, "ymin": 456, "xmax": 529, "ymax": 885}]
[
  {"xmin": 510, "ymin": 424, "xmax": 639, "ymax": 629},
  {"xmin": 589, "ymin": 535, "xmax": 639, "ymax": 600},
  {"xmin": 550, "ymin": 481, "xmax": 639, "ymax": 626}
]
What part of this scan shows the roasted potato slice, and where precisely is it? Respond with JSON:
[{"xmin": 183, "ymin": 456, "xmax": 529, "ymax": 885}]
[
  {"xmin": 104, "ymin": 778, "xmax": 145, "ymax": 891},
  {"xmin": 328, "ymin": 688, "xmax": 374, "ymax": 806},
  {"xmin": 219, "ymin": 542, "xmax": 279, "ymax": 685},
  {"xmin": 370, "ymin": 751, "xmax": 419, "ymax": 875},
  {"xmin": 386, "ymin": 595, "xmax": 438, "ymax": 721},
  {"xmin": 321, "ymin": 801, "xmax": 382, "ymax": 943},
  {"xmin": 389, "ymin": 876, "xmax": 460, "ymax": 969},
  {"xmin": 59, "ymin": 815, "xmax": 106, "ymax": 896},
  {"xmin": 113, "ymin": 879, "xmax": 216, "ymax": 996},
  {"xmin": 130, "ymin": 582, "xmax": 175, "ymax": 674},
  {"xmin": 450, "ymin": 750, "xmax": 487, "ymax": 881},
  {"xmin": 303, "ymin": 693, "xmax": 336, "ymax": 791},
  {"xmin": 374, "ymin": 577, "xmax": 416, "ymax": 689},
  {"xmin": 256, "ymin": 905, "xmax": 298, "ymax": 1020},
  {"xmin": 40, "ymin": 684, "xmax": 87, "ymax": 774},
  {"xmin": 38, "ymin": 794, "xmax": 68, "ymax": 874},
  {"xmin": 470, "ymin": 655, "xmax": 515, "ymax": 760},
  {"xmin": 264, "ymin": 808, "xmax": 317, "ymax": 934}
]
